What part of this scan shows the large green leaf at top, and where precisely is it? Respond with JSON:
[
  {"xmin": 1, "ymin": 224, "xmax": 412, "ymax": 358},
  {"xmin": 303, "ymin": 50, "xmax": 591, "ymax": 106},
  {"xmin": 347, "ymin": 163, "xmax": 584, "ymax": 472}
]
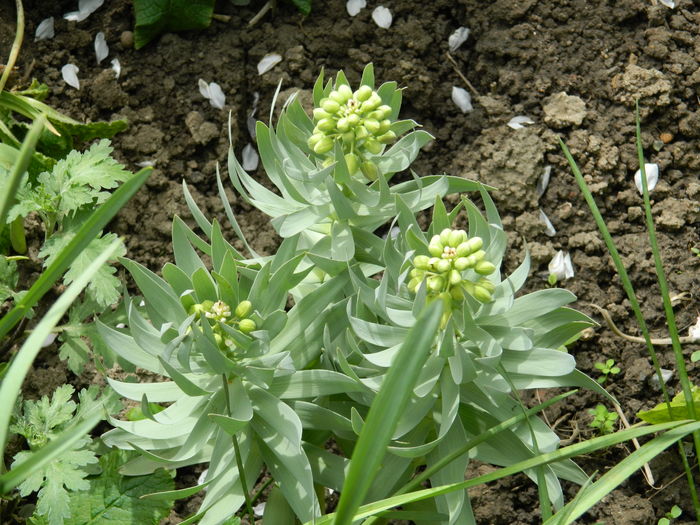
[{"xmin": 133, "ymin": 0, "xmax": 216, "ymax": 49}]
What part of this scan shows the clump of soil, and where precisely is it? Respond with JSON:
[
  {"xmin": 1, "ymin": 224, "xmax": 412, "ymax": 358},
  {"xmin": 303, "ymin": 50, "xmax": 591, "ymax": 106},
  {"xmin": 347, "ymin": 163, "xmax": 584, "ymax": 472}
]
[{"xmin": 2, "ymin": 0, "xmax": 699, "ymax": 522}]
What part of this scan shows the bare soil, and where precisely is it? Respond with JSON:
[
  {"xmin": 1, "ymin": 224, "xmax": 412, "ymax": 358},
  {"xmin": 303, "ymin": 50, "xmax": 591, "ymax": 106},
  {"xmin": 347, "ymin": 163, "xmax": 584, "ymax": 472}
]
[{"xmin": 1, "ymin": 0, "xmax": 699, "ymax": 523}]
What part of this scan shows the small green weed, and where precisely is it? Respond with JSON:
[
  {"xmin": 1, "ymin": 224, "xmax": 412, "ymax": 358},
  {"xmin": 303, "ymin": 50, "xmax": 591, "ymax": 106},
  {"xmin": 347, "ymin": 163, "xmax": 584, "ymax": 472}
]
[
  {"xmin": 594, "ymin": 358, "xmax": 621, "ymax": 384},
  {"xmin": 588, "ymin": 404, "xmax": 618, "ymax": 435}
]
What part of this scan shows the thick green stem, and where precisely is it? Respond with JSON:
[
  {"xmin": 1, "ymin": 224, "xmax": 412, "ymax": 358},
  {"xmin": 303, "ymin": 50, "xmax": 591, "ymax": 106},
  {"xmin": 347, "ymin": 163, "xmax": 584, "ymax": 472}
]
[{"xmin": 222, "ymin": 374, "xmax": 255, "ymax": 523}]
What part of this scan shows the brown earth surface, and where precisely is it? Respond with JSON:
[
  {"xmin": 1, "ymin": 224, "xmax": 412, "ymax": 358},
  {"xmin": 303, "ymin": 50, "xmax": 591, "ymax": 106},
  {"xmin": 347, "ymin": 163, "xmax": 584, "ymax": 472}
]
[{"xmin": 1, "ymin": 0, "xmax": 699, "ymax": 523}]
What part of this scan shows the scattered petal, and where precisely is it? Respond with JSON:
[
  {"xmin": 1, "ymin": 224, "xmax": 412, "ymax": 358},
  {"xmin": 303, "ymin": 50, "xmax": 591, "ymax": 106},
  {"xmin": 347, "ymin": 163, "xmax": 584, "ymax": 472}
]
[
  {"xmin": 197, "ymin": 469, "xmax": 208, "ymax": 486},
  {"xmin": 247, "ymin": 91, "xmax": 260, "ymax": 139},
  {"xmin": 507, "ymin": 115, "xmax": 534, "ymax": 129},
  {"xmin": 257, "ymin": 53, "xmax": 282, "ymax": 75},
  {"xmin": 115, "ymin": 323, "xmax": 126, "ymax": 329},
  {"xmin": 253, "ymin": 502, "xmax": 266, "ymax": 517},
  {"xmin": 136, "ymin": 159, "xmax": 156, "ymax": 167},
  {"xmin": 61, "ymin": 63, "xmax": 80, "ymax": 89},
  {"xmin": 548, "ymin": 250, "xmax": 574, "ymax": 281},
  {"xmin": 242, "ymin": 143, "xmax": 259, "ymax": 171},
  {"xmin": 659, "ymin": 0, "xmax": 675, "ymax": 7},
  {"xmin": 448, "ymin": 26, "xmax": 470, "ymax": 52},
  {"xmin": 634, "ymin": 163, "xmax": 659, "ymax": 195},
  {"xmin": 110, "ymin": 58, "xmax": 121, "ymax": 78},
  {"xmin": 451, "ymin": 86, "xmax": 473, "ymax": 113},
  {"xmin": 64, "ymin": 0, "xmax": 104, "ymax": 22},
  {"xmin": 536, "ymin": 165, "xmax": 551, "ymax": 198},
  {"xmin": 42, "ymin": 333, "xmax": 58, "ymax": 347},
  {"xmin": 208, "ymin": 82, "xmax": 226, "ymax": 109},
  {"xmin": 139, "ymin": 300, "xmax": 146, "ymax": 307},
  {"xmin": 650, "ymin": 368, "xmax": 673, "ymax": 388},
  {"xmin": 372, "ymin": 6, "xmax": 392, "ymax": 28},
  {"xmin": 689, "ymin": 316, "xmax": 700, "ymax": 342},
  {"xmin": 346, "ymin": 0, "xmax": 366, "ymax": 16},
  {"xmin": 198, "ymin": 78, "xmax": 210, "ymax": 99},
  {"xmin": 198, "ymin": 79, "xmax": 225, "ymax": 109},
  {"xmin": 539, "ymin": 209, "xmax": 556, "ymax": 237},
  {"xmin": 95, "ymin": 31, "xmax": 109, "ymax": 63},
  {"xmin": 35, "ymin": 17, "xmax": 55, "ymax": 41}
]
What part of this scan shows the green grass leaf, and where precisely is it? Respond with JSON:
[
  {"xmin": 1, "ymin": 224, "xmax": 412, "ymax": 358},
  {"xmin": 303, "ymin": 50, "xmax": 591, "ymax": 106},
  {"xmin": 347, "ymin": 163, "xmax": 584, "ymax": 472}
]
[{"xmin": 133, "ymin": 0, "xmax": 216, "ymax": 49}]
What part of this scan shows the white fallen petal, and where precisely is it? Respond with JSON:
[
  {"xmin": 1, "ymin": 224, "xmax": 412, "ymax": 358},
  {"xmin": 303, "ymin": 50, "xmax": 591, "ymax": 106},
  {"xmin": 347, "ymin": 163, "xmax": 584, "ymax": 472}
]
[
  {"xmin": 95, "ymin": 31, "xmax": 109, "ymax": 63},
  {"xmin": 634, "ymin": 163, "xmax": 659, "ymax": 195},
  {"xmin": 548, "ymin": 250, "xmax": 574, "ymax": 280},
  {"xmin": 111, "ymin": 58, "xmax": 121, "ymax": 78},
  {"xmin": 242, "ymin": 143, "xmax": 259, "ymax": 171},
  {"xmin": 372, "ymin": 6, "xmax": 392, "ymax": 28},
  {"xmin": 451, "ymin": 86, "xmax": 473, "ymax": 113},
  {"xmin": 650, "ymin": 368, "xmax": 673, "ymax": 388},
  {"xmin": 659, "ymin": 0, "xmax": 675, "ymax": 7},
  {"xmin": 448, "ymin": 26, "xmax": 470, "ymax": 52},
  {"xmin": 35, "ymin": 17, "xmax": 55, "ymax": 41},
  {"xmin": 208, "ymin": 82, "xmax": 226, "ymax": 109},
  {"xmin": 197, "ymin": 468, "xmax": 208, "ymax": 486},
  {"xmin": 257, "ymin": 53, "xmax": 282, "ymax": 75},
  {"xmin": 247, "ymin": 91, "xmax": 260, "ymax": 138},
  {"xmin": 539, "ymin": 209, "xmax": 556, "ymax": 237},
  {"xmin": 136, "ymin": 159, "xmax": 156, "ymax": 167},
  {"xmin": 64, "ymin": 0, "xmax": 104, "ymax": 22},
  {"xmin": 346, "ymin": 0, "xmax": 366, "ymax": 16},
  {"xmin": 536, "ymin": 165, "xmax": 551, "ymax": 198},
  {"xmin": 61, "ymin": 63, "xmax": 80, "ymax": 89},
  {"xmin": 198, "ymin": 78, "xmax": 210, "ymax": 99},
  {"xmin": 115, "ymin": 323, "xmax": 126, "ymax": 329},
  {"xmin": 689, "ymin": 316, "xmax": 700, "ymax": 342},
  {"xmin": 253, "ymin": 502, "xmax": 266, "ymax": 517},
  {"xmin": 42, "ymin": 333, "xmax": 58, "ymax": 347},
  {"xmin": 507, "ymin": 115, "xmax": 534, "ymax": 129}
]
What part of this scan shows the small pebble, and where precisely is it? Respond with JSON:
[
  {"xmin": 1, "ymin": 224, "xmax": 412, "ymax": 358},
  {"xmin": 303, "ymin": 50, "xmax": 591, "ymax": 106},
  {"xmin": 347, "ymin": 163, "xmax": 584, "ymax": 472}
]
[
  {"xmin": 120, "ymin": 30, "xmax": 134, "ymax": 48},
  {"xmin": 659, "ymin": 132, "xmax": 673, "ymax": 144}
]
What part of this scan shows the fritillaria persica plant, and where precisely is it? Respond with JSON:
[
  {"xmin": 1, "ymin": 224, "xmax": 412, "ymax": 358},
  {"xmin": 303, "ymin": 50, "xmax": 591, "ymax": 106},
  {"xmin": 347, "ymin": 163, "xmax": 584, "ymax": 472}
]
[{"xmin": 99, "ymin": 65, "xmax": 607, "ymax": 525}]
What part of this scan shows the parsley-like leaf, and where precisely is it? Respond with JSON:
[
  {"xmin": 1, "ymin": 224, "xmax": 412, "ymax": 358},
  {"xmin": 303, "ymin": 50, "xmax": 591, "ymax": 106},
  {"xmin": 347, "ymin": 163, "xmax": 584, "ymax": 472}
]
[{"xmin": 27, "ymin": 450, "xmax": 174, "ymax": 525}]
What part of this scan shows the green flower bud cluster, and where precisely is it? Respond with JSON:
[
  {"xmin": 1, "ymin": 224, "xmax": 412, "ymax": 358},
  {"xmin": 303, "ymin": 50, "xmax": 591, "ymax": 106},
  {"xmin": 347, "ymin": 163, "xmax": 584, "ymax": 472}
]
[
  {"xmin": 306, "ymin": 83, "xmax": 398, "ymax": 181},
  {"xmin": 407, "ymin": 228, "xmax": 497, "ymax": 304},
  {"xmin": 188, "ymin": 299, "xmax": 257, "ymax": 353}
]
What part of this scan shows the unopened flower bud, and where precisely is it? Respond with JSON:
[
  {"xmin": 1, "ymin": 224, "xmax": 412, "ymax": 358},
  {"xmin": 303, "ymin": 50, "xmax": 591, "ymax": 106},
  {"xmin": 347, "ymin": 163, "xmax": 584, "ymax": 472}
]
[
  {"xmin": 436, "ymin": 259, "xmax": 451, "ymax": 273},
  {"xmin": 362, "ymin": 93, "xmax": 382, "ymax": 112},
  {"xmin": 355, "ymin": 85, "xmax": 373, "ymax": 102},
  {"xmin": 336, "ymin": 84, "xmax": 353, "ymax": 101},
  {"xmin": 308, "ymin": 132, "xmax": 324, "ymax": 148},
  {"xmin": 317, "ymin": 118, "xmax": 336, "ymax": 132},
  {"xmin": 344, "ymin": 153, "xmax": 358, "ymax": 174},
  {"xmin": 428, "ymin": 257, "xmax": 440, "ymax": 269},
  {"xmin": 364, "ymin": 119, "xmax": 381, "ymax": 134},
  {"xmin": 377, "ymin": 105, "xmax": 392, "ymax": 119},
  {"xmin": 239, "ymin": 318, "xmax": 257, "ymax": 334},
  {"xmin": 448, "ymin": 229, "xmax": 466, "ymax": 247},
  {"xmin": 337, "ymin": 117, "xmax": 350, "ymax": 132},
  {"xmin": 439, "ymin": 228, "xmax": 452, "ymax": 245},
  {"xmin": 341, "ymin": 131, "xmax": 355, "ymax": 143},
  {"xmin": 413, "ymin": 255, "xmax": 430, "ymax": 269},
  {"xmin": 347, "ymin": 113, "xmax": 361, "ymax": 126},
  {"xmin": 450, "ymin": 286, "xmax": 465, "ymax": 301},
  {"xmin": 355, "ymin": 126, "xmax": 369, "ymax": 140},
  {"xmin": 378, "ymin": 119, "xmax": 391, "ymax": 134},
  {"xmin": 474, "ymin": 260, "xmax": 496, "ymax": 276},
  {"xmin": 465, "ymin": 237, "xmax": 484, "ymax": 253},
  {"xmin": 314, "ymin": 137, "xmax": 334, "ymax": 154},
  {"xmin": 377, "ymin": 131, "xmax": 397, "ymax": 144},
  {"xmin": 313, "ymin": 107, "xmax": 331, "ymax": 120},
  {"xmin": 428, "ymin": 243, "xmax": 443, "ymax": 257},
  {"xmin": 321, "ymin": 99, "xmax": 340, "ymax": 114},
  {"xmin": 472, "ymin": 285, "xmax": 492, "ymax": 302},
  {"xmin": 471, "ymin": 250, "xmax": 486, "ymax": 262},
  {"xmin": 427, "ymin": 275, "xmax": 444, "ymax": 292},
  {"xmin": 454, "ymin": 257, "xmax": 470, "ymax": 270},
  {"xmin": 449, "ymin": 269, "xmax": 462, "ymax": 285},
  {"xmin": 409, "ymin": 268, "xmax": 424, "ymax": 279},
  {"xmin": 214, "ymin": 333, "xmax": 224, "ymax": 348},
  {"xmin": 407, "ymin": 277, "xmax": 421, "ymax": 293},
  {"xmin": 235, "ymin": 300, "xmax": 252, "ymax": 318},
  {"xmin": 365, "ymin": 139, "xmax": 382, "ymax": 154},
  {"xmin": 360, "ymin": 161, "xmax": 378, "ymax": 181},
  {"xmin": 478, "ymin": 279, "xmax": 495, "ymax": 293},
  {"xmin": 456, "ymin": 242, "xmax": 470, "ymax": 257}
]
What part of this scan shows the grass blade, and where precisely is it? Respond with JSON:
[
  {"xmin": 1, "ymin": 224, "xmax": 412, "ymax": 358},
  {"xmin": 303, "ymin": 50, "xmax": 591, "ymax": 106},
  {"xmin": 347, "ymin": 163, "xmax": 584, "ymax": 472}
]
[{"xmin": 332, "ymin": 301, "xmax": 442, "ymax": 525}]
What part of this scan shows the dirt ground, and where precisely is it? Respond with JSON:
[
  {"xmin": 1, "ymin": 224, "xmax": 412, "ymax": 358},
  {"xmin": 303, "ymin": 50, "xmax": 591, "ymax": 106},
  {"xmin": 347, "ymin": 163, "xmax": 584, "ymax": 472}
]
[{"xmin": 2, "ymin": 0, "xmax": 699, "ymax": 523}]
